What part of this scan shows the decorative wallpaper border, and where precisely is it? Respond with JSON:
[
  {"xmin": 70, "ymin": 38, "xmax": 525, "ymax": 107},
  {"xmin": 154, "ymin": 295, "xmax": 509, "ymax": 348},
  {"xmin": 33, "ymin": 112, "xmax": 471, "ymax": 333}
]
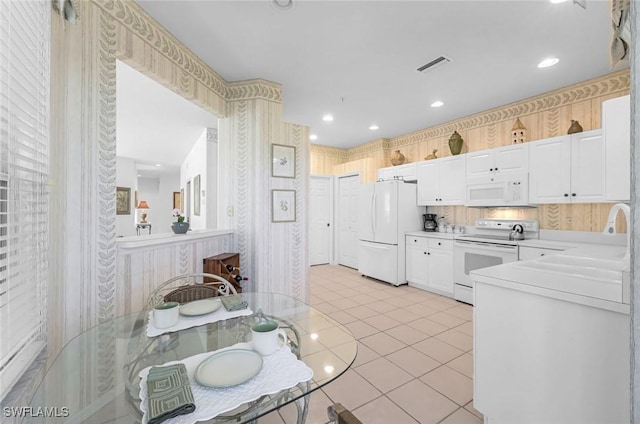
[
  {"xmin": 310, "ymin": 144, "xmax": 348, "ymax": 159},
  {"xmin": 226, "ymin": 79, "xmax": 283, "ymax": 103},
  {"xmin": 95, "ymin": 0, "xmax": 283, "ymax": 104},
  {"xmin": 389, "ymin": 70, "xmax": 630, "ymax": 149},
  {"xmin": 347, "ymin": 138, "xmax": 389, "ymax": 158},
  {"xmin": 97, "ymin": 0, "xmax": 228, "ymax": 99}
]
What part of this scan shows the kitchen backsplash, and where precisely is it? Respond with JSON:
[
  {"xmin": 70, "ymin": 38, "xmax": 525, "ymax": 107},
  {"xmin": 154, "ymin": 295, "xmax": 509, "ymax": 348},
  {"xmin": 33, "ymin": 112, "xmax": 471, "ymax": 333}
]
[{"xmin": 310, "ymin": 69, "xmax": 630, "ymax": 233}]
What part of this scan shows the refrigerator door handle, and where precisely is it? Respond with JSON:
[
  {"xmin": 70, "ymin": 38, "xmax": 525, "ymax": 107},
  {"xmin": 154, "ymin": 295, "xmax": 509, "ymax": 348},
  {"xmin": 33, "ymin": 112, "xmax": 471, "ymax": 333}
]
[
  {"xmin": 370, "ymin": 190, "xmax": 376, "ymax": 237},
  {"xmin": 371, "ymin": 187, "xmax": 378, "ymax": 240}
]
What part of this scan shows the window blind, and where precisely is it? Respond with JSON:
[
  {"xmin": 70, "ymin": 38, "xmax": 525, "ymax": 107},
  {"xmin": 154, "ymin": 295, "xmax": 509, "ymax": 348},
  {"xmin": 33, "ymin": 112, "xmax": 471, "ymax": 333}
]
[{"xmin": 0, "ymin": 0, "xmax": 50, "ymax": 401}]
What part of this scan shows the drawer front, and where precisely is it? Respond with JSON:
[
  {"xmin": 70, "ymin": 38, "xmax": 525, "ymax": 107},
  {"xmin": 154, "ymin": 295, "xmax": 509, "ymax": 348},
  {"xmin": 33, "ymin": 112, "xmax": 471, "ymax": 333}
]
[
  {"xmin": 518, "ymin": 246, "xmax": 563, "ymax": 261},
  {"xmin": 407, "ymin": 236, "xmax": 429, "ymax": 249},
  {"xmin": 428, "ymin": 238, "xmax": 453, "ymax": 250}
]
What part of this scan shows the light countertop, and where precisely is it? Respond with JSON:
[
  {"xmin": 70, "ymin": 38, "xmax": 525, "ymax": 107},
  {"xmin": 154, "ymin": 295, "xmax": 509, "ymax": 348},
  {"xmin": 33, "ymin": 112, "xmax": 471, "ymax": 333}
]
[
  {"xmin": 472, "ymin": 242, "xmax": 629, "ymax": 314},
  {"xmin": 406, "ymin": 231, "xmax": 457, "ymax": 239}
]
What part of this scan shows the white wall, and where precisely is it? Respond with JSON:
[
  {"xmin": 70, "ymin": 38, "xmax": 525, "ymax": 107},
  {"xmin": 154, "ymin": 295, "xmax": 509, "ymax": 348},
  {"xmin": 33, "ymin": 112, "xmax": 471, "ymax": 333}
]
[
  {"xmin": 137, "ymin": 174, "xmax": 180, "ymax": 234},
  {"xmin": 206, "ymin": 128, "xmax": 218, "ymax": 228},
  {"xmin": 115, "ymin": 157, "xmax": 137, "ymax": 237},
  {"xmin": 181, "ymin": 128, "xmax": 208, "ymax": 230}
]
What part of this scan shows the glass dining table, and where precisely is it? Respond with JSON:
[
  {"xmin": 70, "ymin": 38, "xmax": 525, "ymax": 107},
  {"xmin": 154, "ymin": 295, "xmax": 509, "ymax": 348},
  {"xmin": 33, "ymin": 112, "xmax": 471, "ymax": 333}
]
[{"xmin": 26, "ymin": 292, "xmax": 357, "ymax": 423}]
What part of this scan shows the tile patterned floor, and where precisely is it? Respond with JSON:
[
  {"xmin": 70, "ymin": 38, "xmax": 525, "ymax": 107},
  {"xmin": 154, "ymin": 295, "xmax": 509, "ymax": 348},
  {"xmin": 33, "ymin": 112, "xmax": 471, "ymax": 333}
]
[
  {"xmin": 96, "ymin": 264, "xmax": 482, "ymax": 423},
  {"xmin": 262, "ymin": 264, "xmax": 482, "ymax": 424}
]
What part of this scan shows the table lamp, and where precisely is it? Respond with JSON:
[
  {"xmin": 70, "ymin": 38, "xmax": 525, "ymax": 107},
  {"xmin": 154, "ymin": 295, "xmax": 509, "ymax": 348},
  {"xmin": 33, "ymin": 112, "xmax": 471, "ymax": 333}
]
[{"xmin": 137, "ymin": 200, "xmax": 149, "ymax": 223}]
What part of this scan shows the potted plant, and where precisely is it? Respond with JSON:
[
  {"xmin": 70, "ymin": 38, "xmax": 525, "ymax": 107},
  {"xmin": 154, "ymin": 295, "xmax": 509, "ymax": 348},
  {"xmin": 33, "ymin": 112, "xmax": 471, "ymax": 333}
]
[{"xmin": 171, "ymin": 209, "xmax": 189, "ymax": 234}]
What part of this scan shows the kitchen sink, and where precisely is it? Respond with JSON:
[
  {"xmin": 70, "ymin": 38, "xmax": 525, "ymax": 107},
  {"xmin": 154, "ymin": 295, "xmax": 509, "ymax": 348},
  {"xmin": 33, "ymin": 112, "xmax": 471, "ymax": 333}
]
[
  {"xmin": 515, "ymin": 254, "xmax": 624, "ymax": 283},
  {"xmin": 539, "ymin": 254, "xmax": 627, "ymax": 271}
]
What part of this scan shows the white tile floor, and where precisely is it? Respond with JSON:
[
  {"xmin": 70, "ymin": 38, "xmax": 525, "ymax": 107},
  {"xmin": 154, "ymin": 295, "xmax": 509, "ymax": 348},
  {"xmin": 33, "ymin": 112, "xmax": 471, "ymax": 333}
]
[{"xmin": 261, "ymin": 264, "xmax": 483, "ymax": 424}]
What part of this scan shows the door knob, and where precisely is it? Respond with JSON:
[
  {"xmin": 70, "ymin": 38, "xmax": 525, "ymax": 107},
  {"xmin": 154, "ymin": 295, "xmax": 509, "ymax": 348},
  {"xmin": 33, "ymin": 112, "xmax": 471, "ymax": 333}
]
[{"xmin": 327, "ymin": 223, "xmax": 330, "ymax": 227}]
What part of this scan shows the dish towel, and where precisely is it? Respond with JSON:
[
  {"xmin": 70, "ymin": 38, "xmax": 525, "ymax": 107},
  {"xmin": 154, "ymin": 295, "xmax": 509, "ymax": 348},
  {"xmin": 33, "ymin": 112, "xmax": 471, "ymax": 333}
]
[
  {"xmin": 146, "ymin": 364, "xmax": 196, "ymax": 424},
  {"xmin": 220, "ymin": 294, "xmax": 249, "ymax": 311}
]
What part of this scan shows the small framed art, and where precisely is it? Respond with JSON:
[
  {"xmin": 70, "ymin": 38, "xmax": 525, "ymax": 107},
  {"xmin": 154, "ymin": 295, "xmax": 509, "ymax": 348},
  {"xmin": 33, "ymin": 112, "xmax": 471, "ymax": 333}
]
[
  {"xmin": 271, "ymin": 144, "xmax": 296, "ymax": 178},
  {"xmin": 271, "ymin": 189, "xmax": 296, "ymax": 222},
  {"xmin": 116, "ymin": 186, "xmax": 131, "ymax": 215}
]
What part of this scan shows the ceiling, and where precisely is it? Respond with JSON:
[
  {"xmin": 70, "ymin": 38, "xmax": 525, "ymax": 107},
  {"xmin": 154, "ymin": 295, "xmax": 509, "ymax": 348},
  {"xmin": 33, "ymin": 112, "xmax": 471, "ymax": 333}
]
[
  {"xmin": 116, "ymin": 60, "xmax": 218, "ymax": 177},
  {"xmin": 135, "ymin": 0, "xmax": 620, "ymax": 150}
]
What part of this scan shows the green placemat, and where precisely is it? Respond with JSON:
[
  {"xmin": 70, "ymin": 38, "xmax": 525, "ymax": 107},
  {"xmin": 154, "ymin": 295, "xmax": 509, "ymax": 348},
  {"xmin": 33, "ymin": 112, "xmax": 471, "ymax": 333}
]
[{"xmin": 147, "ymin": 364, "xmax": 196, "ymax": 424}]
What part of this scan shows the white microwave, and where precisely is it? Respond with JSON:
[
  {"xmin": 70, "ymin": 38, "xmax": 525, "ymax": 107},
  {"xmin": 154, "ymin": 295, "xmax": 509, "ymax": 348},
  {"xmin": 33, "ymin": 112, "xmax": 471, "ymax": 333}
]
[{"xmin": 466, "ymin": 174, "xmax": 530, "ymax": 207}]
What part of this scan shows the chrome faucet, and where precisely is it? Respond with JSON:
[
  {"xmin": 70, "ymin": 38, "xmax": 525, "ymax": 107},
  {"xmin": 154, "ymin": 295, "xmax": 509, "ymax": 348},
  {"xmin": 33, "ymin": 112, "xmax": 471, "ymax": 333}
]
[{"xmin": 603, "ymin": 203, "xmax": 631, "ymax": 265}]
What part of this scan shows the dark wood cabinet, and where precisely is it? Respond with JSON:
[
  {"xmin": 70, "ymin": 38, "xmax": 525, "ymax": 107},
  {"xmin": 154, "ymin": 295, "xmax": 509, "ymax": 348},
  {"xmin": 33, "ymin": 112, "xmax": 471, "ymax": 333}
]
[{"xmin": 203, "ymin": 253, "xmax": 242, "ymax": 293}]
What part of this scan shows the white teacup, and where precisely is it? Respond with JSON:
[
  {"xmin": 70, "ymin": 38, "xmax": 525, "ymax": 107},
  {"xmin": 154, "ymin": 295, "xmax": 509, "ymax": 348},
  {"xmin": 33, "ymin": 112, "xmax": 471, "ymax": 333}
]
[
  {"xmin": 153, "ymin": 302, "xmax": 179, "ymax": 328},
  {"xmin": 251, "ymin": 320, "xmax": 288, "ymax": 356}
]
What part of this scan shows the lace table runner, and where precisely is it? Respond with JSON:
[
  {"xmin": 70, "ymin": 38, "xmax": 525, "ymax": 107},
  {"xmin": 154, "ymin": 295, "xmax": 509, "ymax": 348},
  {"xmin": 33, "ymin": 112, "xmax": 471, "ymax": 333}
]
[
  {"xmin": 138, "ymin": 342, "xmax": 314, "ymax": 424},
  {"xmin": 146, "ymin": 307, "xmax": 253, "ymax": 337}
]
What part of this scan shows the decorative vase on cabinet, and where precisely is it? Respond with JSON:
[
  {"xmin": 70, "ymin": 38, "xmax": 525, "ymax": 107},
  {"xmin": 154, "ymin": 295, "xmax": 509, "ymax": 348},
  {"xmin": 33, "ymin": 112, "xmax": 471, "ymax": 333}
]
[
  {"xmin": 171, "ymin": 222, "xmax": 190, "ymax": 234},
  {"xmin": 567, "ymin": 120, "xmax": 583, "ymax": 134},
  {"xmin": 448, "ymin": 131, "xmax": 464, "ymax": 155},
  {"xmin": 390, "ymin": 150, "xmax": 406, "ymax": 166}
]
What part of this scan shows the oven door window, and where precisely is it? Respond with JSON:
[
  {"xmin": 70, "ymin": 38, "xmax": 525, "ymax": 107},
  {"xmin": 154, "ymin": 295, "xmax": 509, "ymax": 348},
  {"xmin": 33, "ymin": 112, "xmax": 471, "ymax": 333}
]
[{"xmin": 464, "ymin": 252, "xmax": 504, "ymax": 276}]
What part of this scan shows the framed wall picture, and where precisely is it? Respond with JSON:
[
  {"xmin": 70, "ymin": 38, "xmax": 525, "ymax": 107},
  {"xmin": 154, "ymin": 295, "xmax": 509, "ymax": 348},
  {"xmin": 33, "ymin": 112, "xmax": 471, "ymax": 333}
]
[
  {"xmin": 116, "ymin": 186, "xmax": 131, "ymax": 215},
  {"xmin": 271, "ymin": 144, "xmax": 296, "ymax": 178},
  {"xmin": 193, "ymin": 174, "xmax": 201, "ymax": 216},
  {"xmin": 173, "ymin": 192, "xmax": 181, "ymax": 209},
  {"xmin": 271, "ymin": 189, "xmax": 296, "ymax": 222}
]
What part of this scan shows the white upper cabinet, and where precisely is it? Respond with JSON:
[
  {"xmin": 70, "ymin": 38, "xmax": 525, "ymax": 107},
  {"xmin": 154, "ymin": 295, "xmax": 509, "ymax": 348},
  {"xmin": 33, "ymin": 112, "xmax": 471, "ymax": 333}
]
[
  {"xmin": 466, "ymin": 144, "xmax": 528, "ymax": 179},
  {"xmin": 377, "ymin": 163, "xmax": 417, "ymax": 181},
  {"xmin": 417, "ymin": 155, "xmax": 466, "ymax": 206},
  {"xmin": 529, "ymin": 130, "xmax": 605, "ymax": 204},
  {"xmin": 603, "ymin": 95, "xmax": 630, "ymax": 201},
  {"xmin": 570, "ymin": 130, "xmax": 606, "ymax": 202}
]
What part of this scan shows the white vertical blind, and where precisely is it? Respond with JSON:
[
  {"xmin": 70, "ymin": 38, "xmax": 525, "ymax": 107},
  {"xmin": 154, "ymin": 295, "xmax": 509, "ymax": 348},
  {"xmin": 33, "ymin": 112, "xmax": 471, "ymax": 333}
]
[{"xmin": 0, "ymin": 0, "xmax": 50, "ymax": 401}]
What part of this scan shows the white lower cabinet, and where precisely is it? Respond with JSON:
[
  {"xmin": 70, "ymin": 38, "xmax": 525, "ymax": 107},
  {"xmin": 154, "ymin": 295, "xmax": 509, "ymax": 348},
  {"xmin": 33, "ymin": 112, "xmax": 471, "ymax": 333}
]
[{"xmin": 406, "ymin": 235, "xmax": 454, "ymax": 296}]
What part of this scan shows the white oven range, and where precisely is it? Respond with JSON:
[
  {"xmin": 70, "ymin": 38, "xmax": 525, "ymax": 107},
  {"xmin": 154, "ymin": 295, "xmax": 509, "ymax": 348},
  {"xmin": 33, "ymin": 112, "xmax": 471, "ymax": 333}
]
[{"xmin": 453, "ymin": 219, "xmax": 539, "ymax": 304}]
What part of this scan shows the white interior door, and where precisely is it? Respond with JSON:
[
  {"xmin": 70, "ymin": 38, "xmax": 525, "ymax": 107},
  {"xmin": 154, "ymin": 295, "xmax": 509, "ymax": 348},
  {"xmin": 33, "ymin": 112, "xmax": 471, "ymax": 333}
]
[
  {"xmin": 337, "ymin": 174, "xmax": 360, "ymax": 269},
  {"xmin": 310, "ymin": 175, "xmax": 333, "ymax": 266}
]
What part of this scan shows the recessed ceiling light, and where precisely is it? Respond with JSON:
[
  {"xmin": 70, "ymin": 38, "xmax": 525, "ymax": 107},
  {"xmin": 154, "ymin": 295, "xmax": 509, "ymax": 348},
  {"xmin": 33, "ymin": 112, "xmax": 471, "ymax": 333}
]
[
  {"xmin": 537, "ymin": 57, "xmax": 559, "ymax": 68},
  {"xmin": 155, "ymin": 163, "xmax": 161, "ymax": 167},
  {"xmin": 309, "ymin": 134, "xmax": 318, "ymax": 140},
  {"xmin": 369, "ymin": 125, "xmax": 379, "ymax": 130},
  {"xmin": 549, "ymin": 0, "xmax": 568, "ymax": 3},
  {"xmin": 431, "ymin": 101, "xmax": 444, "ymax": 108},
  {"xmin": 322, "ymin": 114, "xmax": 334, "ymax": 122},
  {"xmin": 137, "ymin": 174, "xmax": 141, "ymax": 177}
]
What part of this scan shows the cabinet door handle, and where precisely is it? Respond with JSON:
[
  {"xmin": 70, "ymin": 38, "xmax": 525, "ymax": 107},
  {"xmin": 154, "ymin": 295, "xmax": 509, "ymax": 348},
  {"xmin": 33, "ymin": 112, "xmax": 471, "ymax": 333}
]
[
  {"xmin": 424, "ymin": 252, "xmax": 427, "ymax": 255},
  {"xmin": 541, "ymin": 253, "xmax": 545, "ymax": 256},
  {"xmin": 438, "ymin": 242, "xmax": 441, "ymax": 246},
  {"xmin": 495, "ymin": 167, "xmax": 498, "ymax": 171},
  {"xmin": 427, "ymin": 252, "xmax": 431, "ymax": 255},
  {"xmin": 564, "ymin": 193, "xmax": 569, "ymax": 197},
  {"xmin": 572, "ymin": 193, "xmax": 576, "ymax": 197},
  {"xmin": 490, "ymin": 168, "xmax": 493, "ymax": 171}
]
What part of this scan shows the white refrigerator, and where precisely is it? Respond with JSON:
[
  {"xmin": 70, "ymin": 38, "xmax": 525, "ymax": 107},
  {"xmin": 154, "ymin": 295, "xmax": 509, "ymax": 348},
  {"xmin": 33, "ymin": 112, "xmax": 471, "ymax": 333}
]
[{"xmin": 357, "ymin": 180, "xmax": 423, "ymax": 286}]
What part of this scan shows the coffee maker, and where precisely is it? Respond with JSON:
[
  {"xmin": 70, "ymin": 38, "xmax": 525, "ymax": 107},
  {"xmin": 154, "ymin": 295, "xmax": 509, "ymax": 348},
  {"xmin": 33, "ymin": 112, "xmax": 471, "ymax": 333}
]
[{"xmin": 423, "ymin": 214, "xmax": 438, "ymax": 232}]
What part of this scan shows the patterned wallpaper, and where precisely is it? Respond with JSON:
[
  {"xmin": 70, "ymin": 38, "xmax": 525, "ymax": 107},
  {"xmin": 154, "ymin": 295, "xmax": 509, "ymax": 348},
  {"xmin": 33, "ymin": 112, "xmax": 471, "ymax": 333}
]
[{"xmin": 310, "ymin": 69, "xmax": 630, "ymax": 232}]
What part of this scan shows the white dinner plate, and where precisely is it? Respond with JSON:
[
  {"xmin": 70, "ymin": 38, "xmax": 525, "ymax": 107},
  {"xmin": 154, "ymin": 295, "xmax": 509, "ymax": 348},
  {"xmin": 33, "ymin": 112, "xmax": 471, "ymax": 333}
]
[
  {"xmin": 195, "ymin": 349, "xmax": 263, "ymax": 388},
  {"xmin": 179, "ymin": 298, "xmax": 222, "ymax": 316}
]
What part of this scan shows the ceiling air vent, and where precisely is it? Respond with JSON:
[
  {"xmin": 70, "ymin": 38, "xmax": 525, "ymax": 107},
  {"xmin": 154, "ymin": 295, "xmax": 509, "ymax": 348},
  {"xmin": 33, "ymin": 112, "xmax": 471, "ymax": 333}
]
[{"xmin": 417, "ymin": 55, "xmax": 451, "ymax": 73}]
